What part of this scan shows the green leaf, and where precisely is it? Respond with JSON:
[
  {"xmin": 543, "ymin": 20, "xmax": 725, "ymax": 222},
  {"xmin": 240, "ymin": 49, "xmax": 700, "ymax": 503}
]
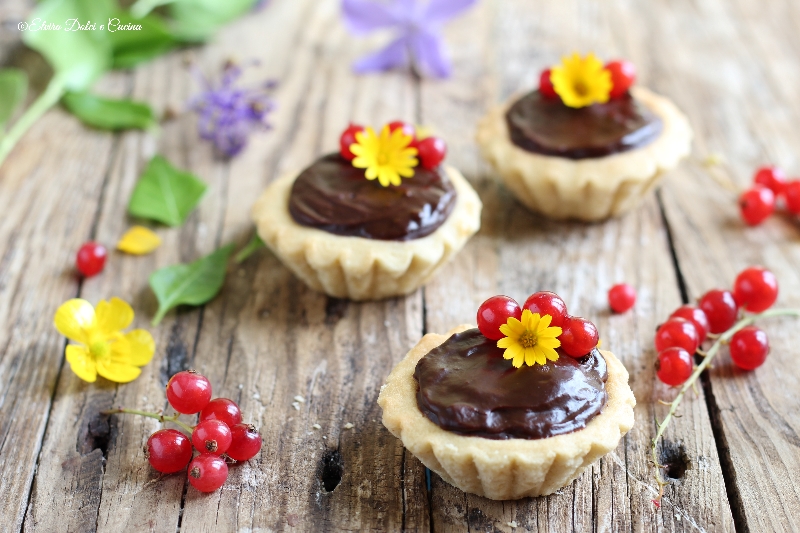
[
  {"xmin": 22, "ymin": 0, "xmax": 115, "ymax": 91},
  {"xmin": 234, "ymin": 233, "xmax": 264, "ymax": 263},
  {"xmin": 62, "ymin": 91, "xmax": 156, "ymax": 130},
  {"xmin": 149, "ymin": 244, "xmax": 234, "ymax": 325},
  {"xmin": 0, "ymin": 69, "xmax": 28, "ymax": 129},
  {"xmin": 128, "ymin": 156, "xmax": 207, "ymax": 226},
  {"xmin": 108, "ymin": 12, "xmax": 178, "ymax": 69},
  {"xmin": 169, "ymin": 0, "xmax": 257, "ymax": 42}
]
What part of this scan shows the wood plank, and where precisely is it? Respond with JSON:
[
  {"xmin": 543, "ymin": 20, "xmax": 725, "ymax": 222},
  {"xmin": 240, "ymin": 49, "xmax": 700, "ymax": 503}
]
[
  {"xmin": 419, "ymin": 0, "xmax": 735, "ymax": 531},
  {"xmin": 652, "ymin": 0, "xmax": 800, "ymax": 529}
]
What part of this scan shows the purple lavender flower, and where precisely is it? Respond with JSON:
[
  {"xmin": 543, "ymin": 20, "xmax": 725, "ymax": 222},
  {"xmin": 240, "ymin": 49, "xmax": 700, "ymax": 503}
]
[
  {"xmin": 190, "ymin": 62, "xmax": 277, "ymax": 158},
  {"xmin": 341, "ymin": 0, "xmax": 476, "ymax": 79}
]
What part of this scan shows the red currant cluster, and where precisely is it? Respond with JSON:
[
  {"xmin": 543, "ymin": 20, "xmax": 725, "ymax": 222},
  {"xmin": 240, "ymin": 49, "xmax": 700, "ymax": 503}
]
[
  {"xmin": 339, "ymin": 120, "xmax": 447, "ymax": 170},
  {"xmin": 111, "ymin": 370, "xmax": 262, "ymax": 493},
  {"xmin": 739, "ymin": 165, "xmax": 800, "ymax": 225},
  {"xmin": 655, "ymin": 266, "xmax": 779, "ymax": 386},
  {"xmin": 76, "ymin": 241, "xmax": 108, "ymax": 277},
  {"xmin": 477, "ymin": 292, "xmax": 599, "ymax": 358},
  {"xmin": 539, "ymin": 59, "xmax": 636, "ymax": 100}
]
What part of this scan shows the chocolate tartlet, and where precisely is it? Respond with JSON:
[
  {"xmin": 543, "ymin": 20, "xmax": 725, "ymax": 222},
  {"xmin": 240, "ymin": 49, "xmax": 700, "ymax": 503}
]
[
  {"xmin": 251, "ymin": 152, "xmax": 481, "ymax": 301},
  {"xmin": 378, "ymin": 325, "xmax": 635, "ymax": 500}
]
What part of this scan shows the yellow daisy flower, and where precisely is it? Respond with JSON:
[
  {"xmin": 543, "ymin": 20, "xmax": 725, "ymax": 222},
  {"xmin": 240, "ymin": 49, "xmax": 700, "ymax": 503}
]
[
  {"xmin": 550, "ymin": 52, "xmax": 613, "ymax": 108},
  {"xmin": 497, "ymin": 310, "xmax": 563, "ymax": 368},
  {"xmin": 54, "ymin": 297, "xmax": 155, "ymax": 383},
  {"xmin": 350, "ymin": 125, "xmax": 418, "ymax": 187}
]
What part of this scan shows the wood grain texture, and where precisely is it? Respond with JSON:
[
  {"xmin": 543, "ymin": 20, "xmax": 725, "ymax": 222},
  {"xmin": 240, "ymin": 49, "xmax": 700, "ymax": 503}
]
[{"xmin": 1, "ymin": 0, "xmax": 799, "ymax": 531}]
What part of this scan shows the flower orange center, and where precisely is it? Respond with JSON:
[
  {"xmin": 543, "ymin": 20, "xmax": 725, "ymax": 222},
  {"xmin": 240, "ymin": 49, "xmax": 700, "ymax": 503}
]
[
  {"xmin": 574, "ymin": 80, "xmax": 588, "ymax": 96},
  {"xmin": 90, "ymin": 340, "xmax": 109, "ymax": 359},
  {"xmin": 519, "ymin": 330, "xmax": 538, "ymax": 348},
  {"xmin": 377, "ymin": 152, "xmax": 389, "ymax": 165}
]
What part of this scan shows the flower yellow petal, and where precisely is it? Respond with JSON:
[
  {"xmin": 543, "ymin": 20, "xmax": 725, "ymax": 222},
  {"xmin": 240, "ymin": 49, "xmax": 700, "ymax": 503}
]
[
  {"xmin": 538, "ymin": 313, "xmax": 552, "ymax": 330},
  {"xmin": 534, "ymin": 347, "xmax": 548, "ymax": 366},
  {"xmin": 124, "ymin": 329, "xmax": 155, "ymax": 367},
  {"xmin": 503, "ymin": 317, "xmax": 526, "ymax": 336},
  {"xmin": 543, "ymin": 346, "xmax": 560, "ymax": 362},
  {"xmin": 497, "ymin": 337, "xmax": 516, "ymax": 349},
  {"xmin": 117, "ymin": 226, "xmax": 161, "ymax": 255},
  {"xmin": 523, "ymin": 347, "xmax": 538, "ymax": 367},
  {"xmin": 537, "ymin": 336, "xmax": 561, "ymax": 350},
  {"xmin": 96, "ymin": 359, "xmax": 142, "ymax": 383},
  {"xmin": 54, "ymin": 299, "xmax": 96, "ymax": 345},
  {"xmin": 526, "ymin": 312, "xmax": 541, "ymax": 331},
  {"xmin": 95, "ymin": 297, "xmax": 134, "ymax": 336},
  {"xmin": 503, "ymin": 343, "xmax": 523, "ymax": 361},
  {"xmin": 512, "ymin": 350, "xmax": 524, "ymax": 368},
  {"xmin": 65, "ymin": 345, "xmax": 97, "ymax": 382}
]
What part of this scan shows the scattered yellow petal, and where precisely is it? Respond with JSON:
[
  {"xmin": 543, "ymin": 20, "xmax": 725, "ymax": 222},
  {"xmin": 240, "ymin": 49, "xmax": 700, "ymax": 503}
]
[{"xmin": 117, "ymin": 226, "xmax": 161, "ymax": 255}]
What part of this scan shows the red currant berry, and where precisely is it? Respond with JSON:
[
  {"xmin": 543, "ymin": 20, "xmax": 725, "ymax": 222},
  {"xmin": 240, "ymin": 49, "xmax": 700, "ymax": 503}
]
[
  {"xmin": 784, "ymin": 180, "xmax": 800, "ymax": 215},
  {"xmin": 477, "ymin": 296, "xmax": 522, "ymax": 340},
  {"xmin": 522, "ymin": 291, "xmax": 568, "ymax": 328},
  {"xmin": 729, "ymin": 326, "xmax": 770, "ymax": 370},
  {"xmin": 76, "ymin": 242, "xmax": 107, "ymax": 277},
  {"xmin": 192, "ymin": 419, "xmax": 232, "ymax": 455},
  {"xmin": 560, "ymin": 317, "xmax": 599, "ymax": 358},
  {"xmin": 416, "ymin": 136, "xmax": 447, "ymax": 169},
  {"xmin": 608, "ymin": 283, "xmax": 636, "ymax": 313},
  {"xmin": 146, "ymin": 429, "xmax": 193, "ymax": 473},
  {"xmin": 699, "ymin": 289, "xmax": 739, "ymax": 334},
  {"xmin": 739, "ymin": 186, "xmax": 775, "ymax": 226},
  {"xmin": 227, "ymin": 424, "xmax": 262, "ymax": 461},
  {"xmin": 539, "ymin": 69, "xmax": 558, "ymax": 98},
  {"xmin": 387, "ymin": 120, "xmax": 416, "ymax": 139},
  {"xmin": 654, "ymin": 317, "xmax": 699, "ymax": 354},
  {"xmin": 655, "ymin": 347, "xmax": 693, "ymax": 386},
  {"xmin": 753, "ymin": 165, "xmax": 787, "ymax": 196},
  {"xmin": 605, "ymin": 60, "xmax": 636, "ymax": 98},
  {"xmin": 199, "ymin": 398, "xmax": 242, "ymax": 429},
  {"xmin": 188, "ymin": 454, "xmax": 228, "ymax": 492},
  {"xmin": 733, "ymin": 266, "xmax": 778, "ymax": 313},
  {"xmin": 669, "ymin": 305, "xmax": 710, "ymax": 344},
  {"xmin": 166, "ymin": 370, "xmax": 212, "ymax": 414},
  {"xmin": 339, "ymin": 123, "xmax": 364, "ymax": 161}
]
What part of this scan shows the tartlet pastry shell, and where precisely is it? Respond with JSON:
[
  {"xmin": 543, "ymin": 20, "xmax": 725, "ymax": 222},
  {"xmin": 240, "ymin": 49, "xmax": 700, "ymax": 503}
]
[
  {"xmin": 378, "ymin": 325, "xmax": 636, "ymax": 500},
  {"xmin": 251, "ymin": 166, "xmax": 482, "ymax": 301},
  {"xmin": 476, "ymin": 87, "xmax": 692, "ymax": 221}
]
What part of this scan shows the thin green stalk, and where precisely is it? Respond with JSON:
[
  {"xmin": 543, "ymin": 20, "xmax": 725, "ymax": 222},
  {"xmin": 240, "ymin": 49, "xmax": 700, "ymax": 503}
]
[
  {"xmin": 102, "ymin": 407, "xmax": 195, "ymax": 434},
  {"xmin": 0, "ymin": 78, "xmax": 66, "ymax": 169},
  {"xmin": 651, "ymin": 308, "xmax": 800, "ymax": 503}
]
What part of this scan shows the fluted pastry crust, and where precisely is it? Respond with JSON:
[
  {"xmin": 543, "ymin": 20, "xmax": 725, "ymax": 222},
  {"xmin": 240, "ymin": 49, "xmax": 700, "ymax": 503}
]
[
  {"xmin": 251, "ymin": 166, "xmax": 481, "ymax": 300},
  {"xmin": 378, "ymin": 325, "xmax": 636, "ymax": 500},
  {"xmin": 476, "ymin": 87, "xmax": 692, "ymax": 221}
]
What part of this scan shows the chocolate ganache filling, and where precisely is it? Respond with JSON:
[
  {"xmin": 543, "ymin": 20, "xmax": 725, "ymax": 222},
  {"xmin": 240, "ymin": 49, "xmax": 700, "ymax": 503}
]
[
  {"xmin": 414, "ymin": 328, "xmax": 608, "ymax": 440},
  {"xmin": 506, "ymin": 91, "xmax": 663, "ymax": 159},
  {"xmin": 288, "ymin": 153, "xmax": 457, "ymax": 241}
]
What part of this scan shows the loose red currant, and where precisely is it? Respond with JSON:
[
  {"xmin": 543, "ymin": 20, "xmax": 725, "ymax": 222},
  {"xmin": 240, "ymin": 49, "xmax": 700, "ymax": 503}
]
[
  {"xmin": 227, "ymin": 423, "xmax": 262, "ymax": 461},
  {"xmin": 188, "ymin": 454, "xmax": 228, "ymax": 492},
  {"xmin": 477, "ymin": 296, "xmax": 522, "ymax": 340},
  {"xmin": 539, "ymin": 69, "xmax": 558, "ymax": 98},
  {"xmin": 339, "ymin": 123, "xmax": 364, "ymax": 161},
  {"xmin": 753, "ymin": 165, "xmax": 787, "ymax": 196},
  {"xmin": 784, "ymin": 180, "xmax": 800, "ymax": 215},
  {"xmin": 605, "ymin": 60, "xmax": 636, "ymax": 98},
  {"xmin": 146, "ymin": 429, "xmax": 193, "ymax": 473},
  {"xmin": 699, "ymin": 289, "xmax": 739, "ymax": 334},
  {"xmin": 192, "ymin": 419, "xmax": 232, "ymax": 455},
  {"xmin": 199, "ymin": 398, "xmax": 242, "ymax": 429},
  {"xmin": 522, "ymin": 291, "xmax": 568, "ymax": 328},
  {"xmin": 608, "ymin": 283, "xmax": 636, "ymax": 313},
  {"xmin": 654, "ymin": 317, "xmax": 699, "ymax": 354},
  {"xmin": 387, "ymin": 120, "xmax": 416, "ymax": 139},
  {"xmin": 166, "ymin": 370, "xmax": 212, "ymax": 414},
  {"xmin": 739, "ymin": 186, "xmax": 775, "ymax": 226},
  {"xmin": 733, "ymin": 266, "xmax": 778, "ymax": 313},
  {"xmin": 655, "ymin": 347, "xmax": 693, "ymax": 386},
  {"xmin": 560, "ymin": 317, "xmax": 599, "ymax": 358},
  {"xmin": 76, "ymin": 242, "xmax": 107, "ymax": 277},
  {"xmin": 416, "ymin": 136, "xmax": 447, "ymax": 170},
  {"xmin": 669, "ymin": 305, "xmax": 710, "ymax": 344},
  {"xmin": 729, "ymin": 326, "xmax": 770, "ymax": 370}
]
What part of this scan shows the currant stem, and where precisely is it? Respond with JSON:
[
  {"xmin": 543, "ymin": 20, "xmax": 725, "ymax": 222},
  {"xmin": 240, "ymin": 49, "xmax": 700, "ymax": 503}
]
[
  {"xmin": 651, "ymin": 308, "xmax": 800, "ymax": 503},
  {"xmin": 102, "ymin": 407, "xmax": 195, "ymax": 434}
]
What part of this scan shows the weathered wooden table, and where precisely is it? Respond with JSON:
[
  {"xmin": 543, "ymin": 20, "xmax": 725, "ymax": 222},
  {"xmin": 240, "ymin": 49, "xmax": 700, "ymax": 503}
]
[{"xmin": 2, "ymin": 0, "xmax": 800, "ymax": 531}]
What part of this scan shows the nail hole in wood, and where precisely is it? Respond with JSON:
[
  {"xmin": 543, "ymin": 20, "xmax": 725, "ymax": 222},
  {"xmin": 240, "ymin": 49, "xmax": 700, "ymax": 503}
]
[
  {"xmin": 660, "ymin": 440, "xmax": 690, "ymax": 480},
  {"xmin": 324, "ymin": 297, "xmax": 348, "ymax": 325},
  {"xmin": 320, "ymin": 449, "xmax": 343, "ymax": 492}
]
